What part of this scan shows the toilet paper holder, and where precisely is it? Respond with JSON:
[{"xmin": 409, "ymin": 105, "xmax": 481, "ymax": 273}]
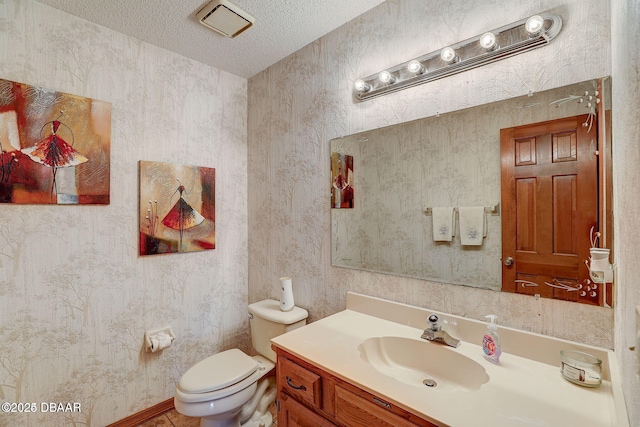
[{"xmin": 144, "ymin": 326, "xmax": 175, "ymax": 353}]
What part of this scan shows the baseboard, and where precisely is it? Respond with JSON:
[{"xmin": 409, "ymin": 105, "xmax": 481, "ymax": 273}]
[{"xmin": 105, "ymin": 398, "xmax": 174, "ymax": 427}]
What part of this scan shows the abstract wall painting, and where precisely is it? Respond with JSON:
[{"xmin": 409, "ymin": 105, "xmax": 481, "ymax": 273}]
[
  {"xmin": 139, "ymin": 161, "xmax": 216, "ymax": 256},
  {"xmin": 0, "ymin": 78, "xmax": 111, "ymax": 204},
  {"xmin": 331, "ymin": 152, "xmax": 354, "ymax": 208}
]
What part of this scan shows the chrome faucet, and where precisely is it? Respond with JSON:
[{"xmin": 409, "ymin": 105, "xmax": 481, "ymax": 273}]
[{"xmin": 421, "ymin": 314, "xmax": 461, "ymax": 348}]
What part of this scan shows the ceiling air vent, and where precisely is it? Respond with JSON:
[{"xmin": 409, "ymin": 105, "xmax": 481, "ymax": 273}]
[{"xmin": 196, "ymin": 0, "xmax": 255, "ymax": 38}]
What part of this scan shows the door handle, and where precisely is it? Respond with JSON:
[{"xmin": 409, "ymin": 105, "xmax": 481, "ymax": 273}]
[{"xmin": 503, "ymin": 257, "xmax": 514, "ymax": 266}]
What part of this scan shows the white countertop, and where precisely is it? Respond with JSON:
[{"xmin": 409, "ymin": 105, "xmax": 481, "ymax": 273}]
[{"xmin": 271, "ymin": 293, "xmax": 628, "ymax": 427}]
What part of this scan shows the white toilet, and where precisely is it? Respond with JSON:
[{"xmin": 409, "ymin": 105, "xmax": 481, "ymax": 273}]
[{"xmin": 174, "ymin": 299, "xmax": 308, "ymax": 427}]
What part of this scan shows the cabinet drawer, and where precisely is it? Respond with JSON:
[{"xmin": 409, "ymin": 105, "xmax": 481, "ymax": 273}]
[
  {"xmin": 278, "ymin": 356, "xmax": 322, "ymax": 409},
  {"xmin": 335, "ymin": 385, "xmax": 425, "ymax": 427}
]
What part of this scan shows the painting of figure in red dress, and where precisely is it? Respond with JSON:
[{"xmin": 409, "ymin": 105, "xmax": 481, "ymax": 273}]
[
  {"xmin": 0, "ymin": 78, "xmax": 111, "ymax": 204},
  {"xmin": 331, "ymin": 152, "xmax": 354, "ymax": 208},
  {"xmin": 139, "ymin": 160, "xmax": 215, "ymax": 256}
]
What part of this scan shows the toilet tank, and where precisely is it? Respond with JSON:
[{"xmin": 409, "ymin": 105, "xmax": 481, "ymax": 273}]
[{"xmin": 248, "ymin": 299, "xmax": 308, "ymax": 362}]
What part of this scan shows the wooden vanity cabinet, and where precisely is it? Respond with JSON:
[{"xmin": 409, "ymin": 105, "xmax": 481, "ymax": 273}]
[{"xmin": 275, "ymin": 348, "xmax": 439, "ymax": 427}]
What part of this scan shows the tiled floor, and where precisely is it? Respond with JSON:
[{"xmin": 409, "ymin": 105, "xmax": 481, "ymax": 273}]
[
  {"xmin": 138, "ymin": 404, "xmax": 278, "ymax": 427},
  {"xmin": 137, "ymin": 409, "xmax": 200, "ymax": 427}
]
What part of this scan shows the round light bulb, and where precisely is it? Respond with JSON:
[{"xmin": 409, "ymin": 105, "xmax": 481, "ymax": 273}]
[
  {"xmin": 479, "ymin": 32, "xmax": 498, "ymax": 50},
  {"xmin": 407, "ymin": 60, "xmax": 425, "ymax": 75},
  {"xmin": 354, "ymin": 79, "xmax": 371, "ymax": 93},
  {"xmin": 525, "ymin": 15, "xmax": 544, "ymax": 35},
  {"xmin": 378, "ymin": 70, "xmax": 396, "ymax": 84},
  {"xmin": 440, "ymin": 47, "xmax": 457, "ymax": 63}
]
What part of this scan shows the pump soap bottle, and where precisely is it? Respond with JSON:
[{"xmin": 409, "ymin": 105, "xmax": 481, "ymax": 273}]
[{"xmin": 482, "ymin": 315, "xmax": 502, "ymax": 364}]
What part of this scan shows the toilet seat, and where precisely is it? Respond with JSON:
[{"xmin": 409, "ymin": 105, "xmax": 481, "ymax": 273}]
[{"xmin": 175, "ymin": 350, "xmax": 272, "ymax": 404}]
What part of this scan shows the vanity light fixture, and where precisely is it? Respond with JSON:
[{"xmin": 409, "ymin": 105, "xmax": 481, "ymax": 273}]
[
  {"xmin": 354, "ymin": 79, "xmax": 371, "ymax": 93},
  {"xmin": 479, "ymin": 32, "xmax": 499, "ymax": 50},
  {"xmin": 407, "ymin": 60, "xmax": 426, "ymax": 75},
  {"xmin": 524, "ymin": 15, "xmax": 545, "ymax": 36},
  {"xmin": 440, "ymin": 47, "xmax": 459, "ymax": 64},
  {"xmin": 353, "ymin": 11, "xmax": 562, "ymax": 102},
  {"xmin": 378, "ymin": 70, "xmax": 396, "ymax": 84}
]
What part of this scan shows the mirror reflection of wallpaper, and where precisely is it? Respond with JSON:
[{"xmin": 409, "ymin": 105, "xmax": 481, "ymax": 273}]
[
  {"xmin": 332, "ymin": 114, "xmax": 501, "ymax": 290},
  {"xmin": 331, "ymin": 80, "xmax": 604, "ymax": 290}
]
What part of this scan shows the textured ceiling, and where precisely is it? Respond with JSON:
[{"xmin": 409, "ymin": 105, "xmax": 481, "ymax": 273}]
[{"xmin": 35, "ymin": 0, "xmax": 386, "ymax": 79}]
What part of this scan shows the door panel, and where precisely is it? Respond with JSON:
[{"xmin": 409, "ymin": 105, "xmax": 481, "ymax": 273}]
[
  {"xmin": 552, "ymin": 174, "xmax": 577, "ymax": 254},
  {"xmin": 515, "ymin": 177, "xmax": 536, "ymax": 252}
]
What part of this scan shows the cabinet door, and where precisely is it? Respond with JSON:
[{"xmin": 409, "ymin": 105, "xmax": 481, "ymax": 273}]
[
  {"xmin": 335, "ymin": 385, "xmax": 430, "ymax": 427},
  {"xmin": 280, "ymin": 393, "xmax": 337, "ymax": 427}
]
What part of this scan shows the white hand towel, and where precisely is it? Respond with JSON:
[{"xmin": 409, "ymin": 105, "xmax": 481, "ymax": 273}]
[
  {"xmin": 459, "ymin": 207, "xmax": 485, "ymax": 246},
  {"xmin": 432, "ymin": 207, "xmax": 455, "ymax": 242}
]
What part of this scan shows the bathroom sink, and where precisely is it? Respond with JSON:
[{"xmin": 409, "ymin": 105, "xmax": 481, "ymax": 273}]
[{"xmin": 359, "ymin": 336, "xmax": 489, "ymax": 392}]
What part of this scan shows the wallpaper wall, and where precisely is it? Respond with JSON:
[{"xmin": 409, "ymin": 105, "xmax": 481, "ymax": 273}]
[
  {"xmin": 611, "ymin": 0, "xmax": 640, "ymax": 424},
  {"xmin": 248, "ymin": 0, "xmax": 640, "ymax": 422},
  {"xmin": 0, "ymin": 1, "xmax": 249, "ymax": 425},
  {"xmin": 248, "ymin": 0, "xmax": 612, "ymax": 343}
]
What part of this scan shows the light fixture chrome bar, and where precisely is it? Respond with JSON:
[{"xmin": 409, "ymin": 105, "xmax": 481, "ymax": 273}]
[{"xmin": 353, "ymin": 12, "xmax": 562, "ymax": 102}]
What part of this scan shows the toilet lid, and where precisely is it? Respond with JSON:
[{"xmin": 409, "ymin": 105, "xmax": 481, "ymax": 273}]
[{"xmin": 178, "ymin": 349, "xmax": 258, "ymax": 394}]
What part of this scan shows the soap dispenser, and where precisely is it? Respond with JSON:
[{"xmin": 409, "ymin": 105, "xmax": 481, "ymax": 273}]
[{"xmin": 482, "ymin": 315, "xmax": 502, "ymax": 364}]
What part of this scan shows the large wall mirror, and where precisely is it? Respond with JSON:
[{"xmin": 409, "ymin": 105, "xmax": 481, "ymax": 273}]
[{"xmin": 331, "ymin": 77, "xmax": 612, "ymax": 307}]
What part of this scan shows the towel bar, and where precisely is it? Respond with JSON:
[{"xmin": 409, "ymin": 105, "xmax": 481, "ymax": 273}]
[{"xmin": 424, "ymin": 203, "xmax": 500, "ymax": 216}]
